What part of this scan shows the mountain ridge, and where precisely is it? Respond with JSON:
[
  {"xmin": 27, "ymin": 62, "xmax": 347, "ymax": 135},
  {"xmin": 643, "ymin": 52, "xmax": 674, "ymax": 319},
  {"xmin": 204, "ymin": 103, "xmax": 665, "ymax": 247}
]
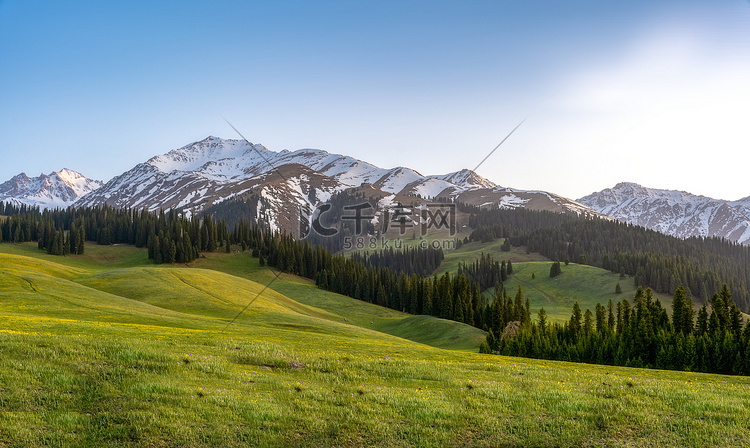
[
  {"xmin": 66, "ymin": 136, "xmax": 601, "ymax": 233},
  {"xmin": 0, "ymin": 168, "xmax": 102, "ymax": 210},
  {"xmin": 578, "ymin": 182, "xmax": 750, "ymax": 245}
]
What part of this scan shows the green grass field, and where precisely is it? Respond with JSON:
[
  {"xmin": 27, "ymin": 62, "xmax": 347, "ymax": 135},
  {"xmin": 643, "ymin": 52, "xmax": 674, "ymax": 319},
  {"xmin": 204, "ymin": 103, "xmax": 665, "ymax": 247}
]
[
  {"xmin": 499, "ymin": 262, "xmax": 674, "ymax": 321},
  {"xmin": 1, "ymin": 242, "xmax": 749, "ymax": 447},
  {"xmin": 437, "ymin": 238, "xmax": 550, "ymax": 275},
  {"xmin": 436, "ymin": 239, "xmax": 675, "ymax": 321}
]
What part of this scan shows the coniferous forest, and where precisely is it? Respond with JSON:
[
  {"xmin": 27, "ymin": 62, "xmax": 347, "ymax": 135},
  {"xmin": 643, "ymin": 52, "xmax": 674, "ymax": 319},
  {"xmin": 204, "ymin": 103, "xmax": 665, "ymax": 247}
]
[
  {"xmin": 350, "ymin": 247, "xmax": 444, "ymax": 277},
  {"xmin": 481, "ymin": 284, "xmax": 750, "ymax": 376},
  {"xmin": 457, "ymin": 252, "xmax": 513, "ymax": 292}
]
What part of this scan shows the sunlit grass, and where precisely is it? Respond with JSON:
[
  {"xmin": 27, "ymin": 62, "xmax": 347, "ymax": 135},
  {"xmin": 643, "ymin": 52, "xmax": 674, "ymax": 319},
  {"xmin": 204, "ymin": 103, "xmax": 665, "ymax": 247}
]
[{"xmin": 1, "ymin": 242, "xmax": 749, "ymax": 447}]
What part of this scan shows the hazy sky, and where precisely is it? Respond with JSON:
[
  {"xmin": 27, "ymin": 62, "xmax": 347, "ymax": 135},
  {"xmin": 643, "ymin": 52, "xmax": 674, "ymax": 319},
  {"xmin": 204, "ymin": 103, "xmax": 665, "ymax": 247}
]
[{"xmin": 1, "ymin": 0, "xmax": 749, "ymax": 200}]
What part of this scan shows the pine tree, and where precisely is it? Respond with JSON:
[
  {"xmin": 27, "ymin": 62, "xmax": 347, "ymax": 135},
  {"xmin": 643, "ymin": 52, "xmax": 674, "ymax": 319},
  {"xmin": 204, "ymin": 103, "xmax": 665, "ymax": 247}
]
[
  {"xmin": 570, "ymin": 302, "xmax": 582, "ymax": 339},
  {"xmin": 584, "ymin": 309, "xmax": 593, "ymax": 334},
  {"xmin": 595, "ymin": 303, "xmax": 606, "ymax": 333},
  {"xmin": 69, "ymin": 224, "xmax": 78, "ymax": 254},
  {"xmin": 77, "ymin": 226, "xmax": 85, "ymax": 254},
  {"xmin": 538, "ymin": 307, "xmax": 548, "ymax": 334},
  {"xmin": 672, "ymin": 286, "xmax": 687, "ymax": 334},
  {"xmin": 56, "ymin": 230, "xmax": 65, "ymax": 255},
  {"xmin": 550, "ymin": 261, "xmax": 562, "ymax": 278},
  {"xmin": 696, "ymin": 303, "xmax": 709, "ymax": 335}
]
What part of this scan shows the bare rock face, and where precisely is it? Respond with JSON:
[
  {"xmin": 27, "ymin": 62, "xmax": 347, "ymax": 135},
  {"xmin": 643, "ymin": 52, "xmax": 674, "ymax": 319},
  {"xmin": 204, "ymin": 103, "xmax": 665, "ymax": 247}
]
[{"xmin": 578, "ymin": 182, "xmax": 750, "ymax": 245}]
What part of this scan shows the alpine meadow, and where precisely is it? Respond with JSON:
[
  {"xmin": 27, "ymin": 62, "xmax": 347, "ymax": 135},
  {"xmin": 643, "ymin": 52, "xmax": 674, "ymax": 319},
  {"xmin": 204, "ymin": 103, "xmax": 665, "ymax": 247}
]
[
  {"xmin": 3, "ymin": 1, "xmax": 750, "ymax": 447},
  {"xmin": 2, "ymin": 199, "xmax": 750, "ymax": 446}
]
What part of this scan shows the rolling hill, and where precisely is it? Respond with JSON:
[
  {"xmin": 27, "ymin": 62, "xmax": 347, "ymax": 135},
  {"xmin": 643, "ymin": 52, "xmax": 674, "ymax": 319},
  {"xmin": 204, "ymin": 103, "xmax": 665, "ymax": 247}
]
[{"xmin": 1, "ymin": 242, "xmax": 749, "ymax": 447}]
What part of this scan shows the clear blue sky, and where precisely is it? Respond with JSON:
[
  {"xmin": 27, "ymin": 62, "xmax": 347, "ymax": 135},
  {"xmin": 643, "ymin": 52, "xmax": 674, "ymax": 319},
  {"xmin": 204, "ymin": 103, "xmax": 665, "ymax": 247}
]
[{"xmin": 1, "ymin": 0, "xmax": 749, "ymax": 200}]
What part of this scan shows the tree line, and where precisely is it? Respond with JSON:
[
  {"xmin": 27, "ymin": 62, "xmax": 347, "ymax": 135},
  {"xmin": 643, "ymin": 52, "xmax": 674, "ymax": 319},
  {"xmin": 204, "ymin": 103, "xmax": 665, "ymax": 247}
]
[
  {"xmin": 0, "ymin": 202, "xmax": 40, "ymax": 217},
  {"xmin": 350, "ymin": 246, "xmax": 444, "ymax": 277},
  {"xmin": 481, "ymin": 284, "xmax": 750, "ymax": 375},
  {"xmin": 0, "ymin": 203, "xmax": 230, "ymax": 264},
  {"xmin": 457, "ymin": 252, "xmax": 513, "ymax": 292}
]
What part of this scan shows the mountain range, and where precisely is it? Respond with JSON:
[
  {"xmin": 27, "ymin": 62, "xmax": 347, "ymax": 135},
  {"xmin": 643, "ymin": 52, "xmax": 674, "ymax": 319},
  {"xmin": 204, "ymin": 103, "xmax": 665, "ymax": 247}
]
[
  {"xmin": 0, "ymin": 168, "xmax": 102, "ymax": 209},
  {"xmin": 577, "ymin": 182, "xmax": 750, "ymax": 245},
  {"xmin": 58, "ymin": 136, "xmax": 596, "ymax": 234},
  {"xmin": 3, "ymin": 136, "xmax": 750, "ymax": 245}
]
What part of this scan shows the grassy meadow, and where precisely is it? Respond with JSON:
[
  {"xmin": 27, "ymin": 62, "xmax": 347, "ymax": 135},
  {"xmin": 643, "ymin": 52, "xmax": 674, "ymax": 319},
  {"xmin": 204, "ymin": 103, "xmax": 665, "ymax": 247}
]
[
  {"xmin": 1, "ymin": 242, "xmax": 749, "ymax": 447},
  {"xmin": 437, "ymin": 239, "xmax": 674, "ymax": 321},
  {"xmin": 436, "ymin": 238, "xmax": 550, "ymax": 275}
]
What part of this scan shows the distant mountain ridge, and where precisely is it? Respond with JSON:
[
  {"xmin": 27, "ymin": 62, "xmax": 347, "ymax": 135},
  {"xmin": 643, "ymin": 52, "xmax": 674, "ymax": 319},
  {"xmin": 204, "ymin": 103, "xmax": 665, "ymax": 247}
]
[
  {"xmin": 70, "ymin": 136, "xmax": 600, "ymax": 233},
  {"xmin": 0, "ymin": 168, "xmax": 102, "ymax": 210},
  {"xmin": 578, "ymin": 182, "xmax": 750, "ymax": 245}
]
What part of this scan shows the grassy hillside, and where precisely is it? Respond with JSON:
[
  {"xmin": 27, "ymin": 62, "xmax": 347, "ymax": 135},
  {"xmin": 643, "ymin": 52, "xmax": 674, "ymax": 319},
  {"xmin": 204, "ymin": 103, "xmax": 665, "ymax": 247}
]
[
  {"xmin": 500, "ymin": 262, "xmax": 674, "ymax": 321},
  {"xmin": 0, "ymin": 242, "xmax": 484, "ymax": 351},
  {"xmin": 436, "ymin": 239, "xmax": 675, "ymax": 321},
  {"xmin": 1, "ymin": 242, "xmax": 749, "ymax": 447},
  {"xmin": 437, "ymin": 238, "xmax": 550, "ymax": 275}
]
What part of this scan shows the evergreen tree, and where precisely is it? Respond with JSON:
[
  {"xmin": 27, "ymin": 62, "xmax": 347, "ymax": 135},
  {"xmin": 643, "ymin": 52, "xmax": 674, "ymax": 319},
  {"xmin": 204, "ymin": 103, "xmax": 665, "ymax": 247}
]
[
  {"xmin": 672, "ymin": 286, "xmax": 691, "ymax": 334},
  {"xmin": 549, "ymin": 261, "xmax": 562, "ymax": 278},
  {"xmin": 570, "ymin": 302, "xmax": 582, "ymax": 339},
  {"xmin": 77, "ymin": 226, "xmax": 85, "ymax": 254},
  {"xmin": 538, "ymin": 307, "xmax": 548, "ymax": 334},
  {"xmin": 583, "ymin": 309, "xmax": 593, "ymax": 334},
  {"xmin": 595, "ymin": 303, "xmax": 606, "ymax": 333},
  {"xmin": 696, "ymin": 303, "xmax": 709, "ymax": 335}
]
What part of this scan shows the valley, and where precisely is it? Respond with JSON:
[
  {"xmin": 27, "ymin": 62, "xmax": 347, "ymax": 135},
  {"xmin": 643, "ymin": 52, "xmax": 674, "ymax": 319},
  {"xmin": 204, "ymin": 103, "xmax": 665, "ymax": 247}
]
[
  {"xmin": 1, "ymin": 241, "xmax": 749, "ymax": 446},
  {"xmin": 5, "ymin": 2, "xmax": 750, "ymax": 446},
  {"xmin": 2, "ymin": 135, "xmax": 750, "ymax": 447}
]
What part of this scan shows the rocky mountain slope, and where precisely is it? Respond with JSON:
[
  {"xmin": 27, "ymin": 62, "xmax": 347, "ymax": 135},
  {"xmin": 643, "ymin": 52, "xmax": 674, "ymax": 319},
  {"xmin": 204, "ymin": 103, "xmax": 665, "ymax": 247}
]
[
  {"xmin": 71, "ymin": 136, "xmax": 600, "ymax": 233},
  {"xmin": 0, "ymin": 169, "xmax": 102, "ymax": 210},
  {"xmin": 578, "ymin": 182, "xmax": 750, "ymax": 245}
]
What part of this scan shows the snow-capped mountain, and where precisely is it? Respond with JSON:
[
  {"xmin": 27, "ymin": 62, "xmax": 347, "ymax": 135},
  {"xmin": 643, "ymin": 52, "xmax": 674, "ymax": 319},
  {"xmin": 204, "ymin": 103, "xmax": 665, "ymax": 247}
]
[
  {"xmin": 578, "ymin": 182, "xmax": 750, "ymax": 245},
  {"xmin": 74, "ymin": 136, "xmax": 602, "ymax": 233},
  {"xmin": 430, "ymin": 169, "xmax": 497, "ymax": 190},
  {"xmin": 0, "ymin": 169, "xmax": 103, "ymax": 209}
]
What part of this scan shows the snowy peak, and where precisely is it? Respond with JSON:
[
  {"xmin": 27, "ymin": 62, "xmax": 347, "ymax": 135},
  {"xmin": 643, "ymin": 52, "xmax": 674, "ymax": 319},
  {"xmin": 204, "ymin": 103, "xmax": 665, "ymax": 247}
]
[
  {"xmin": 373, "ymin": 167, "xmax": 425, "ymax": 194},
  {"xmin": 430, "ymin": 169, "xmax": 497, "ymax": 190},
  {"xmin": 579, "ymin": 183, "xmax": 750, "ymax": 245},
  {"xmin": 0, "ymin": 169, "xmax": 103, "ymax": 210},
  {"xmin": 608, "ymin": 182, "xmax": 707, "ymax": 203},
  {"xmin": 147, "ymin": 137, "xmax": 268, "ymax": 176},
  {"xmin": 53, "ymin": 168, "xmax": 102, "ymax": 198}
]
